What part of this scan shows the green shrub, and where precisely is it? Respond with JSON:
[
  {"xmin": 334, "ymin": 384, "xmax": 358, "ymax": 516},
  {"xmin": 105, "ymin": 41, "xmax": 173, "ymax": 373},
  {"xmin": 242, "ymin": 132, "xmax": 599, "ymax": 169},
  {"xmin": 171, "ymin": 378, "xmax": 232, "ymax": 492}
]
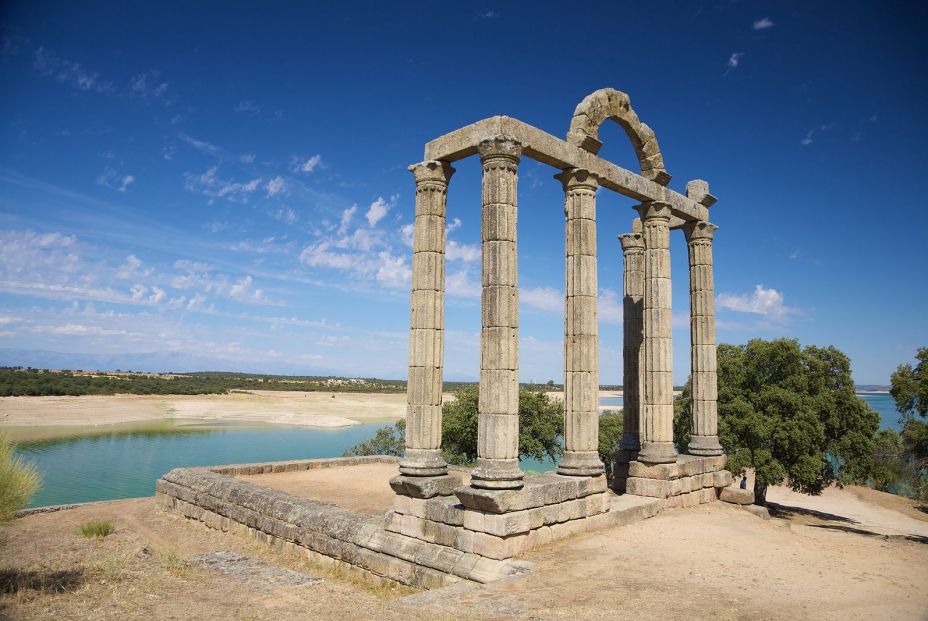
[{"xmin": 0, "ymin": 431, "xmax": 40, "ymax": 522}]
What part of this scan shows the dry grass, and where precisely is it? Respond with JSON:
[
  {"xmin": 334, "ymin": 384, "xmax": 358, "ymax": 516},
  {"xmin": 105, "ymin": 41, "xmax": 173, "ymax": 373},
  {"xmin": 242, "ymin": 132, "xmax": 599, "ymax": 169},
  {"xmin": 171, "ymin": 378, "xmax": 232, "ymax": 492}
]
[{"xmin": 79, "ymin": 519, "xmax": 115, "ymax": 538}]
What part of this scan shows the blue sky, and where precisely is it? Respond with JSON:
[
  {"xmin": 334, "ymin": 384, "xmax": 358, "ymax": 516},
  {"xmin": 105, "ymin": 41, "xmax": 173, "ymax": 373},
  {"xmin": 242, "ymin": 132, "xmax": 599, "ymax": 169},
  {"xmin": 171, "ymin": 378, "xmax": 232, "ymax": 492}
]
[{"xmin": 0, "ymin": 1, "xmax": 926, "ymax": 384}]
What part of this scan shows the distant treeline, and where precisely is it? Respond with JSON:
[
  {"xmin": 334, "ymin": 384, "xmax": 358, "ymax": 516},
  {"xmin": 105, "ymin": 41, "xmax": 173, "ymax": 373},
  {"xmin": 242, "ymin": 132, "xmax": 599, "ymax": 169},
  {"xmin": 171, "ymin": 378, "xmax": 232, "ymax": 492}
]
[
  {"xmin": 0, "ymin": 367, "xmax": 646, "ymax": 397},
  {"xmin": 0, "ymin": 367, "xmax": 407, "ymax": 397}
]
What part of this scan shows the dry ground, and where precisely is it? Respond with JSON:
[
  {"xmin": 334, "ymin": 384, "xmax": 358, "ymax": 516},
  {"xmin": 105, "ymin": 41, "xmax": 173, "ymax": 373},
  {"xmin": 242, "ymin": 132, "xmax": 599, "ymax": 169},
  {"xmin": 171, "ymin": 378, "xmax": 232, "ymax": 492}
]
[
  {"xmin": 0, "ymin": 391, "xmax": 409, "ymax": 441},
  {"xmin": 2, "ymin": 464, "xmax": 927, "ymax": 620}
]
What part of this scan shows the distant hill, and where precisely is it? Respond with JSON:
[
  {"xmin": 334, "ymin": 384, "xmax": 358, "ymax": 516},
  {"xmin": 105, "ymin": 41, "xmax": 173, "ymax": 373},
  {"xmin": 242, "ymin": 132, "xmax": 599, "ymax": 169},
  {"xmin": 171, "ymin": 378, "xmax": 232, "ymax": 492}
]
[{"xmin": 856, "ymin": 384, "xmax": 891, "ymax": 392}]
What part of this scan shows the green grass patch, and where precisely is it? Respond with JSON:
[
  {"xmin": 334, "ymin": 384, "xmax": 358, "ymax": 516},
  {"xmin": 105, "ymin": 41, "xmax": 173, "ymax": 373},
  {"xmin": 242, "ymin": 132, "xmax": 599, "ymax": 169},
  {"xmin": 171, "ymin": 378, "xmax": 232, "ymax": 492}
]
[{"xmin": 79, "ymin": 519, "xmax": 115, "ymax": 538}]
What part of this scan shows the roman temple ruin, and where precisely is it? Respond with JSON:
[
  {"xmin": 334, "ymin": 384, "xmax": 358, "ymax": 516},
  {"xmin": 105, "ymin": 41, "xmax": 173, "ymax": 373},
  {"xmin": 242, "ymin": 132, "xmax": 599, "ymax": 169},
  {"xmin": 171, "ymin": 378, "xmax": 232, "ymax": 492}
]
[{"xmin": 157, "ymin": 89, "xmax": 751, "ymax": 589}]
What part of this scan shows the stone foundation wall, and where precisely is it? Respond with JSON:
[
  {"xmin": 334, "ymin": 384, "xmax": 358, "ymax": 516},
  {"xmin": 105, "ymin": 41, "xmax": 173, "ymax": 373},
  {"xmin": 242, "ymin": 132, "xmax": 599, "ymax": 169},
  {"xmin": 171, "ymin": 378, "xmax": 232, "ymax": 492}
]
[{"xmin": 614, "ymin": 454, "xmax": 732, "ymax": 507}]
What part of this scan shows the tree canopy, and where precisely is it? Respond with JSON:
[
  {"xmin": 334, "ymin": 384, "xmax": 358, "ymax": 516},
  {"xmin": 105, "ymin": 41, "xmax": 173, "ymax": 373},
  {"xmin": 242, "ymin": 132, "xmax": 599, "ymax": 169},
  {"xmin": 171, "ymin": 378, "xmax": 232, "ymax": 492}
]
[
  {"xmin": 889, "ymin": 347, "xmax": 928, "ymax": 499},
  {"xmin": 674, "ymin": 338, "xmax": 879, "ymax": 504}
]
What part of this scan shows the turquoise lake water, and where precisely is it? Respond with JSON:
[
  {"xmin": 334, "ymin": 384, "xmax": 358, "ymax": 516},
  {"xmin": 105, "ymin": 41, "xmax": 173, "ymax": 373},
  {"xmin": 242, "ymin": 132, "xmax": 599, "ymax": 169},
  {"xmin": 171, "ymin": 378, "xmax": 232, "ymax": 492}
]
[{"xmin": 12, "ymin": 392, "xmax": 903, "ymax": 509}]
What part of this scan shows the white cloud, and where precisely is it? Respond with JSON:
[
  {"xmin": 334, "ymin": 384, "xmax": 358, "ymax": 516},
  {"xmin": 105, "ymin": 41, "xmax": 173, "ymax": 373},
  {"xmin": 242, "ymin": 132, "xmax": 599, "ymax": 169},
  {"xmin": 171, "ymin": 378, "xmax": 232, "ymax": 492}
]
[
  {"xmin": 34, "ymin": 47, "xmax": 113, "ymax": 94},
  {"xmin": 717, "ymin": 284, "xmax": 798, "ymax": 320},
  {"xmin": 446, "ymin": 240, "xmax": 480, "ymax": 263},
  {"xmin": 272, "ymin": 208, "xmax": 298, "ymax": 225},
  {"xmin": 753, "ymin": 17, "xmax": 775, "ymax": 30},
  {"xmin": 240, "ymin": 153, "xmax": 256, "ymax": 164},
  {"xmin": 339, "ymin": 205, "xmax": 358, "ymax": 236},
  {"xmin": 96, "ymin": 168, "xmax": 135, "ymax": 192},
  {"xmin": 599, "ymin": 288, "xmax": 623, "ymax": 325},
  {"xmin": 800, "ymin": 123, "xmax": 833, "ymax": 147},
  {"xmin": 297, "ymin": 154, "xmax": 322, "ymax": 173},
  {"xmin": 116, "ymin": 254, "xmax": 150, "ymax": 279},
  {"xmin": 148, "ymin": 286, "xmax": 166, "ymax": 304},
  {"xmin": 129, "ymin": 72, "xmax": 170, "ymax": 103},
  {"xmin": 400, "ymin": 223, "xmax": 414, "ymax": 247},
  {"xmin": 229, "ymin": 275, "xmax": 267, "ymax": 303},
  {"xmin": 375, "ymin": 251, "xmax": 411, "ymax": 290},
  {"xmin": 446, "ymin": 270, "xmax": 480, "ymax": 299},
  {"xmin": 234, "ymin": 100, "xmax": 260, "ymax": 114},
  {"xmin": 184, "ymin": 166, "xmax": 263, "ymax": 203},
  {"xmin": 447, "ymin": 217, "xmax": 463, "ymax": 233},
  {"xmin": 521, "ymin": 286, "xmax": 562, "ymax": 313},
  {"xmin": 178, "ymin": 133, "xmax": 220, "ymax": 156},
  {"xmin": 366, "ymin": 196, "xmax": 391, "ymax": 227},
  {"xmin": 265, "ymin": 176, "xmax": 287, "ymax": 197},
  {"xmin": 727, "ymin": 52, "xmax": 744, "ymax": 70}
]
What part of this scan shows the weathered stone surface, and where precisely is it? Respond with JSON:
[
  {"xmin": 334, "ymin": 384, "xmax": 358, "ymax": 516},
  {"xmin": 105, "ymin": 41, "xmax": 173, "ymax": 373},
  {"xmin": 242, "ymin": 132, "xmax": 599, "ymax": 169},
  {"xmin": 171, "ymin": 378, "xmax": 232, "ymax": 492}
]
[
  {"xmin": 390, "ymin": 472, "xmax": 464, "ymax": 499},
  {"xmin": 742, "ymin": 504, "xmax": 771, "ymax": 520},
  {"xmin": 719, "ymin": 486, "xmax": 755, "ymax": 505},
  {"xmin": 456, "ymin": 472, "xmax": 606, "ymax": 514}
]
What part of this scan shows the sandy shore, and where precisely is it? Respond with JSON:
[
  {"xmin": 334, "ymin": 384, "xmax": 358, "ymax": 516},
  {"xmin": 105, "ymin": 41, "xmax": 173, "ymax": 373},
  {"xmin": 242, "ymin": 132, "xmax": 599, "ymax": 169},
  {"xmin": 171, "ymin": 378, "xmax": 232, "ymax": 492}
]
[
  {"xmin": 0, "ymin": 389, "xmax": 623, "ymax": 433},
  {"xmin": 0, "ymin": 390, "xmax": 409, "ymax": 431}
]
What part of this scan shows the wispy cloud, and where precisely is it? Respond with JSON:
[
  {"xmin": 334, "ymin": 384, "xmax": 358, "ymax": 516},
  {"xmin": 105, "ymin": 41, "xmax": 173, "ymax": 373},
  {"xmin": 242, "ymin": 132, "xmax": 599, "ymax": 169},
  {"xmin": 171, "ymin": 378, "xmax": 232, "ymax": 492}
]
[
  {"xmin": 184, "ymin": 166, "xmax": 263, "ymax": 203},
  {"xmin": 800, "ymin": 122, "xmax": 835, "ymax": 146},
  {"xmin": 130, "ymin": 72, "xmax": 171, "ymax": 104},
  {"xmin": 178, "ymin": 133, "xmax": 220, "ymax": 156},
  {"xmin": 717, "ymin": 284, "xmax": 799, "ymax": 320},
  {"xmin": 234, "ymin": 99, "xmax": 260, "ymax": 114},
  {"xmin": 265, "ymin": 176, "xmax": 288, "ymax": 197},
  {"xmin": 294, "ymin": 154, "xmax": 322, "ymax": 173},
  {"xmin": 33, "ymin": 46, "xmax": 113, "ymax": 94},
  {"xmin": 96, "ymin": 168, "xmax": 136, "ymax": 192},
  {"xmin": 521, "ymin": 286, "xmax": 562, "ymax": 313},
  {"xmin": 725, "ymin": 52, "xmax": 744, "ymax": 75},
  {"xmin": 753, "ymin": 17, "xmax": 775, "ymax": 30}
]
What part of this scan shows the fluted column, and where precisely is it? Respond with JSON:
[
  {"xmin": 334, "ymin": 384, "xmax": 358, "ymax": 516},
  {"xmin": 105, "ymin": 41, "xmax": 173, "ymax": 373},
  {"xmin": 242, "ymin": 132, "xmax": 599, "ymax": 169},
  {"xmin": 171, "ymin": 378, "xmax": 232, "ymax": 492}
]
[
  {"xmin": 400, "ymin": 160, "xmax": 454, "ymax": 477},
  {"xmin": 556, "ymin": 168, "xmax": 604, "ymax": 477},
  {"xmin": 685, "ymin": 220, "xmax": 723, "ymax": 456},
  {"xmin": 636, "ymin": 201, "xmax": 677, "ymax": 464},
  {"xmin": 471, "ymin": 135, "xmax": 524, "ymax": 490},
  {"xmin": 619, "ymin": 218, "xmax": 644, "ymax": 454}
]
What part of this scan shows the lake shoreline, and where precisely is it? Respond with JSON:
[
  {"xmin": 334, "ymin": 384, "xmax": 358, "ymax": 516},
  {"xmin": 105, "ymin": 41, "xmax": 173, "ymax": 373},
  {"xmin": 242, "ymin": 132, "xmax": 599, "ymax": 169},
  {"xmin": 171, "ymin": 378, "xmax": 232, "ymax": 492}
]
[{"xmin": 0, "ymin": 389, "xmax": 624, "ymax": 442}]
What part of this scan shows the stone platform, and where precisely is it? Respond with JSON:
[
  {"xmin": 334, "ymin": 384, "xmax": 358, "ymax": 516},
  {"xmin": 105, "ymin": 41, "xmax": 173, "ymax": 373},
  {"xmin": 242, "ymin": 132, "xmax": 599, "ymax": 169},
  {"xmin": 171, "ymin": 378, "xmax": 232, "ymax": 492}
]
[
  {"xmin": 156, "ymin": 455, "xmax": 663, "ymax": 589},
  {"xmin": 613, "ymin": 453, "xmax": 733, "ymax": 508}
]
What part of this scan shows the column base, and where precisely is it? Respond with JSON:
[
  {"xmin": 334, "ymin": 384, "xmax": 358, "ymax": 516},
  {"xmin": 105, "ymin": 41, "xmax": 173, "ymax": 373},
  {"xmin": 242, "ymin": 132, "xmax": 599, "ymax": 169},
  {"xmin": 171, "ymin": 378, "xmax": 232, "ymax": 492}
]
[
  {"xmin": 637, "ymin": 441, "xmax": 677, "ymax": 465},
  {"xmin": 557, "ymin": 450, "xmax": 605, "ymax": 477},
  {"xmin": 390, "ymin": 472, "xmax": 463, "ymax": 499},
  {"xmin": 687, "ymin": 435, "xmax": 723, "ymax": 456},
  {"xmin": 399, "ymin": 448, "xmax": 448, "ymax": 477},
  {"xmin": 470, "ymin": 457, "xmax": 524, "ymax": 490}
]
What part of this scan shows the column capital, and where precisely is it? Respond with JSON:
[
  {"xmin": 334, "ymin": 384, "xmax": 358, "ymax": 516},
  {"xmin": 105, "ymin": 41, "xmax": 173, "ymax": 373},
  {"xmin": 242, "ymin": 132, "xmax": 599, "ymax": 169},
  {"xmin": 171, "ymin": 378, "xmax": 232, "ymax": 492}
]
[
  {"xmin": 477, "ymin": 135, "xmax": 522, "ymax": 164},
  {"xmin": 618, "ymin": 231, "xmax": 644, "ymax": 252},
  {"xmin": 683, "ymin": 220, "xmax": 718, "ymax": 242},
  {"xmin": 408, "ymin": 160, "xmax": 455, "ymax": 185},
  {"xmin": 685, "ymin": 179, "xmax": 717, "ymax": 207},
  {"xmin": 636, "ymin": 200, "xmax": 672, "ymax": 222},
  {"xmin": 553, "ymin": 167, "xmax": 599, "ymax": 192}
]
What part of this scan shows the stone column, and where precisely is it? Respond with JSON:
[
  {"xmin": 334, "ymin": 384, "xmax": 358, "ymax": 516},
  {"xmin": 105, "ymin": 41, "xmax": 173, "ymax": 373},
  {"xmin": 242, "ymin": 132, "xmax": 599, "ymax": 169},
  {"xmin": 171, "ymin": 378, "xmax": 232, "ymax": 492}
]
[
  {"xmin": 556, "ymin": 168, "xmax": 604, "ymax": 477},
  {"xmin": 619, "ymin": 218, "xmax": 644, "ymax": 454},
  {"xmin": 399, "ymin": 160, "xmax": 454, "ymax": 477},
  {"xmin": 635, "ymin": 201, "xmax": 677, "ymax": 464},
  {"xmin": 471, "ymin": 135, "xmax": 524, "ymax": 490},
  {"xmin": 685, "ymin": 220, "xmax": 723, "ymax": 456}
]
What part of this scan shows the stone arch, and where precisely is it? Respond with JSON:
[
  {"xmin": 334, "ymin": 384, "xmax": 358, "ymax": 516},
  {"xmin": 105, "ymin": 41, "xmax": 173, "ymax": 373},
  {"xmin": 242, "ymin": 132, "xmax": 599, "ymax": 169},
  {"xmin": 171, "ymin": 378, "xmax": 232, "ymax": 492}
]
[{"xmin": 566, "ymin": 88, "xmax": 671, "ymax": 185}]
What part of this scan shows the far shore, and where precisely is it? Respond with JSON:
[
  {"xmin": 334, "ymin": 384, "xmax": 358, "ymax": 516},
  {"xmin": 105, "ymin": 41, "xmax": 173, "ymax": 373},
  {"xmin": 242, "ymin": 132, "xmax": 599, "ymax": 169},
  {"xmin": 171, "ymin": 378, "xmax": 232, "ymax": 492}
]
[{"xmin": 0, "ymin": 389, "xmax": 625, "ymax": 441}]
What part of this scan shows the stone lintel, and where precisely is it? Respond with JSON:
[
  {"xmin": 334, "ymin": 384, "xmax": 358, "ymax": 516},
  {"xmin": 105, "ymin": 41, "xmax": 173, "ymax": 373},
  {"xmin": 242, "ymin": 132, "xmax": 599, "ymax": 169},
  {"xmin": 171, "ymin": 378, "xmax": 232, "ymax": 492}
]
[
  {"xmin": 454, "ymin": 472, "xmax": 606, "ymax": 514},
  {"xmin": 422, "ymin": 116, "xmax": 708, "ymax": 223},
  {"xmin": 390, "ymin": 472, "xmax": 465, "ymax": 499}
]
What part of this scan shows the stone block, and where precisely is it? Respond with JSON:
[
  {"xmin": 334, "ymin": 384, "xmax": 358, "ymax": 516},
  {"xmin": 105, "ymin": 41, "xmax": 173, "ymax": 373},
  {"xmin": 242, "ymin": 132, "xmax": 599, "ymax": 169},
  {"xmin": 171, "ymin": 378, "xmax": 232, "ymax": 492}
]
[
  {"xmin": 471, "ymin": 532, "xmax": 528, "ymax": 560},
  {"xmin": 712, "ymin": 470, "xmax": 733, "ymax": 488},
  {"xmin": 481, "ymin": 511, "xmax": 532, "ymax": 537},
  {"xmin": 628, "ymin": 460, "xmax": 679, "ymax": 480},
  {"xmin": 626, "ymin": 477, "xmax": 670, "ymax": 499},
  {"xmin": 390, "ymin": 472, "xmax": 464, "ymax": 499},
  {"xmin": 743, "ymin": 504, "xmax": 770, "ymax": 520},
  {"xmin": 423, "ymin": 497, "xmax": 465, "ymax": 526},
  {"xmin": 698, "ymin": 486, "xmax": 717, "ymax": 504},
  {"xmin": 719, "ymin": 486, "xmax": 754, "ymax": 505}
]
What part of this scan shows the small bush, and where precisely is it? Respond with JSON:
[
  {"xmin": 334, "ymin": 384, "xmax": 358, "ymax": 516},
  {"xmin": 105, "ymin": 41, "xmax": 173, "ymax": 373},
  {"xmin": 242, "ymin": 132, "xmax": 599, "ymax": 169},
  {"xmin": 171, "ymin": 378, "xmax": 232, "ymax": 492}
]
[
  {"xmin": 79, "ymin": 519, "xmax": 115, "ymax": 538},
  {"xmin": 0, "ymin": 431, "xmax": 40, "ymax": 522}
]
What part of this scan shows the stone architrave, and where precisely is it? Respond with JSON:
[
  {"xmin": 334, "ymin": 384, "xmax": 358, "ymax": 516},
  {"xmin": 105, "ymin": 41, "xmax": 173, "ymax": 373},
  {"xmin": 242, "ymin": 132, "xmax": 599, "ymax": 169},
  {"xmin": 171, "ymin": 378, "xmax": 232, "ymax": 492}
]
[
  {"xmin": 470, "ymin": 135, "xmax": 524, "ymax": 490},
  {"xmin": 635, "ymin": 201, "xmax": 677, "ymax": 464},
  {"xmin": 399, "ymin": 160, "xmax": 454, "ymax": 477},
  {"xmin": 685, "ymin": 220, "xmax": 723, "ymax": 456},
  {"xmin": 619, "ymin": 218, "xmax": 645, "ymax": 454},
  {"xmin": 555, "ymin": 168, "xmax": 604, "ymax": 477}
]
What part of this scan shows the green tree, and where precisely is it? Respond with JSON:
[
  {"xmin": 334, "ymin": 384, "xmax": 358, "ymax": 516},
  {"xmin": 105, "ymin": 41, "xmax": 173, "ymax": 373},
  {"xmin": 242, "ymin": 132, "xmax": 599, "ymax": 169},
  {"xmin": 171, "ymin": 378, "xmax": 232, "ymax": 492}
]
[
  {"xmin": 0, "ymin": 431, "xmax": 41, "ymax": 522},
  {"xmin": 890, "ymin": 347, "xmax": 928, "ymax": 500},
  {"xmin": 342, "ymin": 419, "xmax": 406, "ymax": 457},
  {"xmin": 674, "ymin": 339, "xmax": 879, "ymax": 505},
  {"xmin": 598, "ymin": 410, "xmax": 624, "ymax": 476},
  {"xmin": 344, "ymin": 387, "xmax": 565, "ymax": 466},
  {"xmin": 441, "ymin": 387, "xmax": 564, "ymax": 465}
]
